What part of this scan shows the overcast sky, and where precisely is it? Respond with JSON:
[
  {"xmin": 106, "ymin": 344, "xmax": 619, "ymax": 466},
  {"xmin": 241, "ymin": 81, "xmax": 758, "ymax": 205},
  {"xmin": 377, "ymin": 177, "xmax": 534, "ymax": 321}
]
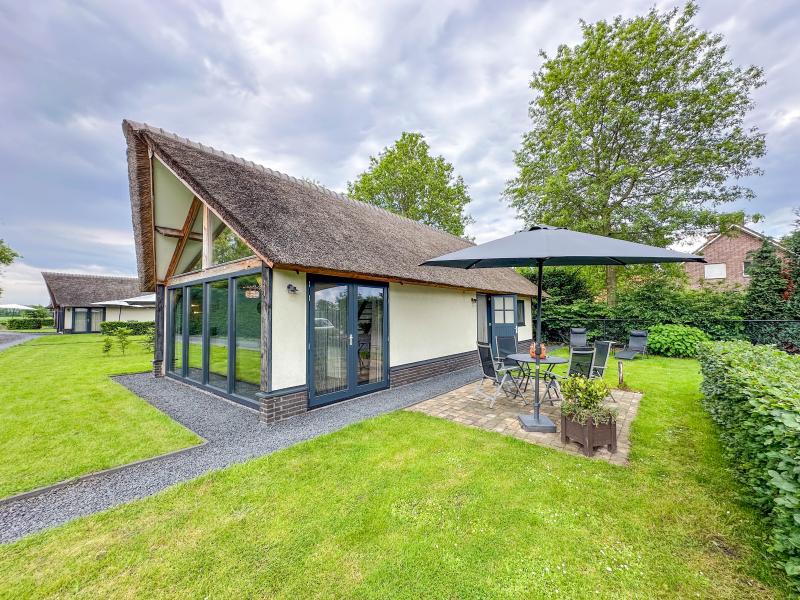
[{"xmin": 1, "ymin": 0, "xmax": 798, "ymax": 305}]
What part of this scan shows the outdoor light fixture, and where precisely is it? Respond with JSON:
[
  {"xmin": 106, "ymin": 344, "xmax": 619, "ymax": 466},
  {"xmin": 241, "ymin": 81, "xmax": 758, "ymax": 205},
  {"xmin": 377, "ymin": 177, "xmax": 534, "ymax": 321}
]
[
  {"xmin": 471, "ymin": 297, "xmax": 478, "ymax": 303},
  {"xmin": 287, "ymin": 284, "xmax": 298, "ymax": 294}
]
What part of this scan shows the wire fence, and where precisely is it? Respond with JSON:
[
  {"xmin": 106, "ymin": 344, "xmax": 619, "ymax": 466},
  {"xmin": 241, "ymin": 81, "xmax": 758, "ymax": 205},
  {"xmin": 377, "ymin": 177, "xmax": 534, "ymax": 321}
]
[{"xmin": 542, "ymin": 318, "xmax": 800, "ymax": 353}]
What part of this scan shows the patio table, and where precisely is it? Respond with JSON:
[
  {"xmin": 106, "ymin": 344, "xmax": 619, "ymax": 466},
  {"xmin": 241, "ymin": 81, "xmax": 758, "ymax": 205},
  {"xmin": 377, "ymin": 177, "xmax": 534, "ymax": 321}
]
[{"xmin": 506, "ymin": 353, "xmax": 567, "ymax": 399}]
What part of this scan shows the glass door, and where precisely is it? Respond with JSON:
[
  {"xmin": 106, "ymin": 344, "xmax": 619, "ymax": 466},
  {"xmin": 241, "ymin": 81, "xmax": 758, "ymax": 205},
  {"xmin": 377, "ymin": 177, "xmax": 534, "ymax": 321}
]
[
  {"xmin": 89, "ymin": 308, "xmax": 104, "ymax": 332},
  {"xmin": 309, "ymin": 279, "xmax": 388, "ymax": 407},
  {"xmin": 73, "ymin": 308, "xmax": 88, "ymax": 333},
  {"xmin": 490, "ymin": 295, "xmax": 517, "ymax": 352}
]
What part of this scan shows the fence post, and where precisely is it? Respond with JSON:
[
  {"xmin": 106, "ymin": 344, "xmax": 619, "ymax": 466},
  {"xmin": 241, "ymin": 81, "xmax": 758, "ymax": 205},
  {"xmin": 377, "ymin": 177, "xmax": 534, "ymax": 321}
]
[{"xmin": 617, "ymin": 360, "xmax": 624, "ymax": 388}]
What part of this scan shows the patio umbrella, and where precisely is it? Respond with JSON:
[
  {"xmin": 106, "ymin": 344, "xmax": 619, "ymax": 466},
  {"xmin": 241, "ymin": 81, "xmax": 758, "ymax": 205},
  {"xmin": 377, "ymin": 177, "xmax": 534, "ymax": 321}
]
[{"xmin": 421, "ymin": 225, "xmax": 704, "ymax": 433}]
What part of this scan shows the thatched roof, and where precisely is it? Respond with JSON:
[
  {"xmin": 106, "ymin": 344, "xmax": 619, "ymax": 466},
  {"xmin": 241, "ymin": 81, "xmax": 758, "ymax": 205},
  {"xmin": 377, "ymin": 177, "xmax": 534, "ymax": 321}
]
[
  {"xmin": 41, "ymin": 272, "xmax": 143, "ymax": 308},
  {"xmin": 122, "ymin": 120, "xmax": 537, "ymax": 296}
]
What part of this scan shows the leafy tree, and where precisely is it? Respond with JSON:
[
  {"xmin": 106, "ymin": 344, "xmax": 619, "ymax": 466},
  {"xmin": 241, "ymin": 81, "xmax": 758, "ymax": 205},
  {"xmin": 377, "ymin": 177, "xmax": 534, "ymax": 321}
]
[
  {"xmin": 783, "ymin": 208, "xmax": 800, "ymax": 318},
  {"xmin": 0, "ymin": 239, "xmax": 19, "ymax": 299},
  {"xmin": 744, "ymin": 238, "xmax": 787, "ymax": 321},
  {"xmin": 348, "ymin": 132, "xmax": 474, "ymax": 237},
  {"xmin": 505, "ymin": 2, "xmax": 766, "ymax": 304},
  {"xmin": 521, "ymin": 266, "xmax": 594, "ymax": 302}
]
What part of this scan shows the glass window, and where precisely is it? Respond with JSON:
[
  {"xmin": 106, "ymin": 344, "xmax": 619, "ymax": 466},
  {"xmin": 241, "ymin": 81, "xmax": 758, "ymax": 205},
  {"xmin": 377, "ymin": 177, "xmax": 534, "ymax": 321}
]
[
  {"xmin": 73, "ymin": 308, "xmax": 87, "ymax": 333},
  {"xmin": 207, "ymin": 280, "xmax": 229, "ymax": 390},
  {"xmin": 357, "ymin": 286, "xmax": 385, "ymax": 385},
  {"xmin": 516, "ymin": 299, "xmax": 526, "ymax": 326},
  {"xmin": 492, "ymin": 296, "xmax": 515, "ymax": 324},
  {"xmin": 234, "ymin": 274, "xmax": 262, "ymax": 399},
  {"xmin": 312, "ymin": 282, "xmax": 349, "ymax": 396},
  {"xmin": 186, "ymin": 284, "xmax": 204, "ymax": 383},
  {"xmin": 169, "ymin": 288, "xmax": 184, "ymax": 374},
  {"xmin": 90, "ymin": 308, "xmax": 104, "ymax": 332},
  {"xmin": 476, "ymin": 295, "xmax": 488, "ymax": 343},
  {"xmin": 743, "ymin": 261, "xmax": 753, "ymax": 277},
  {"xmin": 210, "ymin": 212, "xmax": 253, "ymax": 266},
  {"xmin": 704, "ymin": 263, "xmax": 726, "ymax": 280},
  {"xmin": 174, "ymin": 211, "xmax": 203, "ymax": 275}
]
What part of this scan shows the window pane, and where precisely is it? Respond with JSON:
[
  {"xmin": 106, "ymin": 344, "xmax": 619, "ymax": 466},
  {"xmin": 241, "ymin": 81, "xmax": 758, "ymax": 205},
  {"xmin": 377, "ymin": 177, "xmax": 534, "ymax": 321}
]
[
  {"xmin": 516, "ymin": 299, "xmax": 525, "ymax": 326},
  {"xmin": 210, "ymin": 212, "xmax": 253, "ymax": 266},
  {"xmin": 175, "ymin": 211, "xmax": 203, "ymax": 275},
  {"xmin": 743, "ymin": 261, "xmax": 753, "ymax": 277},
  {"xmin": 704, "ymin": 263, "xmax": 726, "ymax": 279},
  {"xmin": 169, "ymin": 289, "xmax": 184, "ymax": 374},
  {"xmin": 234, "ymin": 275, "xmax": 262, "ymax": 399},
  {"xmin": 207, "ymin": 280, "xmax": 229, "ymax": 390},
  {"xmin": 476, "ymin": 295, "xmax": 488, "ymax": 343},
  {"xmin": 73, "ymin": 308, "xmax": 87, "ymax": 333},
  {"xmin": 90, "ymin": 308, "xmax": 104, "ymax": 332},
  {"xmin": 313, "ymin": 282, "xmax": 349, "ymax": 396},
  {"xmin": 357, "ymin": 286, "xmax": 384, "ymax": 385},
  {"xmin": 186, "ymin": 284, "xmax": 204, "ymax": 383},
  {"xmin": 494, "ymin": 309, "xmax": 507, "ymax": 324}
]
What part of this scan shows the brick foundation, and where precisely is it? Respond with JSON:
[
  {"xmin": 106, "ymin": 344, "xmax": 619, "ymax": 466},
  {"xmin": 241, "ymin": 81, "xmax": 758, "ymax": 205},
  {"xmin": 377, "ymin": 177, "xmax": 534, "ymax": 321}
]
[
  {"xmin": 258, "ymin": 387, "xmax": 308, "ymax": 424},
  {"xmin": 152, "ymin": 359, "xmax": 164, "ymax": 377}
]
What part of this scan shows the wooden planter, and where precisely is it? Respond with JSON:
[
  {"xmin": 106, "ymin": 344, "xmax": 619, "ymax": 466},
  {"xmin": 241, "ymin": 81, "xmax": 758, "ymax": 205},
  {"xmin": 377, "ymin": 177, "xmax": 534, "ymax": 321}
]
[{"xmin": 561, "ymin": 415, "xmax": 617, "ymax": 457}]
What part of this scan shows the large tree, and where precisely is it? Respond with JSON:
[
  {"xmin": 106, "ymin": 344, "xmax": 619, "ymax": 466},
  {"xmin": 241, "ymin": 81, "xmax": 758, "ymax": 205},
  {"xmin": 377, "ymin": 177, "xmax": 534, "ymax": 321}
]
[
  {"xmin": 505, "ymin": 2, "xmax": 766, "ymax": 303},
  {"xmin": 0, "ymin": 239, "xmax": 19, "ymax": 299},
  {"xmin": 783, "ymin": 208, "xmax": 800, "ymax": 318},
  {"xmin": 348, "ymin": 132, "xmax": 474, "ymax": 237}
]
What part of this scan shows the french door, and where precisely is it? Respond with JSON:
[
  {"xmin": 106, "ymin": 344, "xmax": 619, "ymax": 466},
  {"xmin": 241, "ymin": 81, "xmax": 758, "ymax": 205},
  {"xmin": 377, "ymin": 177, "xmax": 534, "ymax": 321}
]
[
  {"xmin": 72, "ymin": 307, "xmax": 104, "ymax": 333},
  {"xmin": 479, "ymin": 294, "xmax": 517, "ymax": 353},
  {"xmin": 308, "ymin": 278, "xmax": 388, "ymax": 407}
]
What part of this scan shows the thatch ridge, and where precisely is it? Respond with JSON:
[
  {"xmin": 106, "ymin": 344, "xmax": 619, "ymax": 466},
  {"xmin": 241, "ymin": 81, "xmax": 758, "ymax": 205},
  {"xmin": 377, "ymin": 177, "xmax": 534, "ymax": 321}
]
[{"xmin": 122, "ymin": 119, "xmax": 537, "ymax": 297}]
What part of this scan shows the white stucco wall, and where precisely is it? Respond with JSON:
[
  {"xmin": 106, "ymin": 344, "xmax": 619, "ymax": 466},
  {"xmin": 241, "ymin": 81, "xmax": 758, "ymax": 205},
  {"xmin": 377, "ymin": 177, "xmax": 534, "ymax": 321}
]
[
  {"xmin": 102, "ymin": 306, "xmax": 156, "ymax": 322},
  {"xmin": 518, "ymin": 296, "xmax": 533, "ymax": 341},
  {"xmin": 270, "ymin": 269, "xmax": 307, "ymax": 389},
  {"xmin": 389, "ymin": 283, "xmax": 477, "ymax": 366}
]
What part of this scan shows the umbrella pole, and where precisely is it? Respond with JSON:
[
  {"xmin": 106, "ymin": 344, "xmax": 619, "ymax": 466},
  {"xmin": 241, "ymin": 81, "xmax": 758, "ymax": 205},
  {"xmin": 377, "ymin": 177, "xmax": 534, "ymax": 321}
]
[{"xmin": 518, "ymin": 259, "xmax": 557, "ymax": 433}]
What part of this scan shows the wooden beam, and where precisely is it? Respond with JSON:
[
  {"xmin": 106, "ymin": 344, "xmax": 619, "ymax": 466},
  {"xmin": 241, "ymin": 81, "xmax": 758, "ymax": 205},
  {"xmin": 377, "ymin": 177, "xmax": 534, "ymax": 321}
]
[
  {"xmin": 155, "ymin": 226, "xmax": 202, "ymax": 241},
  {"xmin": 167, "ymin": 256, "xmax": 264, "ymax": 286},
  {"xmin": 165, "ymin": 197, "xmax": 202, "ymax": 280}
]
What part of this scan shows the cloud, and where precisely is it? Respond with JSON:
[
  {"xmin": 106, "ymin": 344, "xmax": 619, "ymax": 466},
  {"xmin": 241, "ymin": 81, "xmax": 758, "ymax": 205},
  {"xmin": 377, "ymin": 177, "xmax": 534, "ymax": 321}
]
[{"xmin": 1, "ymin": 0, "xmax": 799, "ymax": 303}]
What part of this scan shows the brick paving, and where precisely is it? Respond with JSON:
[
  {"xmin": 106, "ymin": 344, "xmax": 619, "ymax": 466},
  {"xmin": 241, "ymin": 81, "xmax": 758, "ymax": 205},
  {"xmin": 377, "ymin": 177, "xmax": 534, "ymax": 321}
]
[{"xmin": 407, "ymin": 379, "xmax": 642, "ymax": 465}]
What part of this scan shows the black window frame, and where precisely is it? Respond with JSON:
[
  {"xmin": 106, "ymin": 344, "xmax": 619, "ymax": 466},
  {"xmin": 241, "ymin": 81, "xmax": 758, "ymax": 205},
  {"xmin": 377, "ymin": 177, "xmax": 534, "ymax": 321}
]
[{"xmin": 516, "ymin": 298, "xmax": 526, "ymax": 326}]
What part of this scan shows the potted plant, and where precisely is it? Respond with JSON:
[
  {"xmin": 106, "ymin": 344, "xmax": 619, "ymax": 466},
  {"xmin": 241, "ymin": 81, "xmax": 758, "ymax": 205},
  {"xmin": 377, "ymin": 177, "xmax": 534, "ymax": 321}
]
[{"xmin": 559, "ymin": 376, "xmax": 618, "ymax": 456}]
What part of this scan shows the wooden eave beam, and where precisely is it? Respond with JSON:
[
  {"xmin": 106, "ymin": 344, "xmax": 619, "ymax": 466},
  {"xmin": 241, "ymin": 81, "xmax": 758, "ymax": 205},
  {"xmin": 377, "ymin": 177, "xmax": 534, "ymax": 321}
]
[
  {"xmin": 165, "ymin": 197, "xmax": 202, "ymax": 280},
  {"xmin": 155, "ymin": 225, "xmax": 202, "ymax": 241}
]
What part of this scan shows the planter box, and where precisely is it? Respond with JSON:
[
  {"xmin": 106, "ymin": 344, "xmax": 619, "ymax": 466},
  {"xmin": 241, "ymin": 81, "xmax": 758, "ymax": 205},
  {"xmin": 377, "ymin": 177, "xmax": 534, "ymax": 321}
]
[{"xmin": 560, "ymin": 415, "xmax": 617, "ymax": 457}]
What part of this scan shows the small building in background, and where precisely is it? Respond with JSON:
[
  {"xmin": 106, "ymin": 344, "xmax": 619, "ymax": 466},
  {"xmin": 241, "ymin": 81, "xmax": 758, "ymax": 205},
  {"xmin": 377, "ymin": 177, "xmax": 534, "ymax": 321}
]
[
  {"xmin": 41, "ymin": 272, "xmax": 154, "ymax": 333},
  {"xmin": 684, "ymin": 224, "xmax": 789, "ymax": 289}
]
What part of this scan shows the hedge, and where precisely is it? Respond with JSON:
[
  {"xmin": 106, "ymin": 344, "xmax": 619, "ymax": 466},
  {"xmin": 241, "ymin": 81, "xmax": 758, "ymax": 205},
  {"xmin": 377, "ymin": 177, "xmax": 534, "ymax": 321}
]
[
  {"xmin": 647, "ymin": 324, "xmax": 710, "ymax": 358},
  {"xmin": 99, "ymin": 321, "xmax": 155, "ymax": 336},
  {"xmin": 699, "ymin": 341, "xmax": 800, "ymax": 587},
  {"xmin": 6, "ymin": 317, "xmax": 52, "ymax": 330}
]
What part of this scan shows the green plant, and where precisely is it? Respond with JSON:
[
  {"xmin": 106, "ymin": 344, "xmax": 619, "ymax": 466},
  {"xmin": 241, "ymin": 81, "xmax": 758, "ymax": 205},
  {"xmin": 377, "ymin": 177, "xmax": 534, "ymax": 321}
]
[
  {"xmin": 648, "ymin": 324, "xmax": 710, "ymax": 358},
  {"xmin": 699, "ymin": 341, "xmax": 800, "ymax": 588},
  {"xmin": 100, "ymin": 321, "xmax": 154, "ymax": 336},
  {"xmin": 101, "ymin": 337, "xmax": 113, "ymax": 355},
  {"xmin": 141, "ymin": 327, "xmax": 156, "ymax": 352},
  {"xmin": 559, "ymin": 375, "xmax": 616, "ymax": 425},
  {"xmin": 7, "ymin": 317, "xmax": 41, "ymax": 330},
  {"xmin": 114, "ymin": 327, "xmax": 132, "ymax": 356}
]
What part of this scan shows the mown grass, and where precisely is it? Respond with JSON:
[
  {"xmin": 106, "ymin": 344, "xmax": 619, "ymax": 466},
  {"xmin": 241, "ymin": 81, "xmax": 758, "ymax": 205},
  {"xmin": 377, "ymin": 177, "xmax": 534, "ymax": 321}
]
[
  {"xmin": 0, "ymin": 335, "xmax": 201, "ymax": 498},
  {"xmin": 0, "ymin": 353, "xmax": 792, "ymax": 598}
]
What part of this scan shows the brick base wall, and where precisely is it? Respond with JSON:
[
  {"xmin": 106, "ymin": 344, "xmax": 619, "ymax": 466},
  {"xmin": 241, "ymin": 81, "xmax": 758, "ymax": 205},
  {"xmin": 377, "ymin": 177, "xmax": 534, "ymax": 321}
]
[
  {"xmin": 259, "ymin": 387, "xmax": 308, "ymax": 424},
  {"xmin": 152, "ymin": 359, "xmax": 164, "ymax": 378}
]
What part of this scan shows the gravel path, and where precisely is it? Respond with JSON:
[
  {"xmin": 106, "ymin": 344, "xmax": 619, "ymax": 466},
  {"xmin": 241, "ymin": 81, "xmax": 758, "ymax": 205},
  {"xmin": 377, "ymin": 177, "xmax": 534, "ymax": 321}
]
[
  {"xmin": 0, "ymin": 367, "xmax": 480, "ymax": 543},
  {"xmin": 0, "ymin": 332, "xmax": 40, "ymax": 352}
]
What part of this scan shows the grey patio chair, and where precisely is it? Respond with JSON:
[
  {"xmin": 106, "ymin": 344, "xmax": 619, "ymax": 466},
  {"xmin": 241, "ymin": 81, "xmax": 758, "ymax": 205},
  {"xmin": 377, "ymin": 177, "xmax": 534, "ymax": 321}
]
[
  {"xmin": 616, "ymin": 330, "xmax": 648, "ymax": 360},
  {"xmin": 476, "ymin": 342, "xmax": 524, "ymax": 408},
  {"xmin": 591, "ymin": 340, "xmax": 613, "ymax": 378},
  {"xmin": 495, "ymin": 335, "xmax": 519, "ymax": 367},
  {"xmin": 546, "ymin": 347, "xmax": 596, "ymax": 402},
  {"xmin": 569, "ymin": 327, "xmax": 588, "ymax": 349}
]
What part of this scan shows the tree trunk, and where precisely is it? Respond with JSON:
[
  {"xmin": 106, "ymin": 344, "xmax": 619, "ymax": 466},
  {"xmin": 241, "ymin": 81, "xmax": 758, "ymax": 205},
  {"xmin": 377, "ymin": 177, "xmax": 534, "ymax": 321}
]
[{"xmin": 606, "ymin": 266, "xmax": 617, "ymax": 306}]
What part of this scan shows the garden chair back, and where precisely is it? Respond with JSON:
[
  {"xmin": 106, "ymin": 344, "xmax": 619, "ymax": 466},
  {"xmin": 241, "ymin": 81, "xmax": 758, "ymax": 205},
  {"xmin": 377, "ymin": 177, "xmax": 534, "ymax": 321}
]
[
  {"xmin": 591, "ymin": 340, "xmax": 613, "ymax": 378},
  {"xmin": 495, "ymin": 335, "xmax": 519, "ymax": 366},
  {"xmin": 569, "ymin": 327, "xmax": 588, "ymax": 349},
  {"xmin": 477, "ymin": 342, "xmax": 523, "ymax": 407},
  {"xmin": 567, "ymin": 347, "xmax": 596, "ymax": 378}
]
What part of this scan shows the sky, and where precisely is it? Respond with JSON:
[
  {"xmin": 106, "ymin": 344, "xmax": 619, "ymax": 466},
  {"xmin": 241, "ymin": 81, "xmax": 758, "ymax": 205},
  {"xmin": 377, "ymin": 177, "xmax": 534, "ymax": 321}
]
[{"xmin": 1, "ymin": 0, "xmax": 798, "ymax": 305}]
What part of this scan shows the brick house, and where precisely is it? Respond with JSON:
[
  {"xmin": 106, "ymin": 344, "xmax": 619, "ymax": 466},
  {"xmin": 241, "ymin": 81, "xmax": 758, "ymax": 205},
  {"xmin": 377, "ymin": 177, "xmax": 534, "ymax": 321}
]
[{"xmin": 684, "ymin": 224, "xmax": 789, "ymax": 289}]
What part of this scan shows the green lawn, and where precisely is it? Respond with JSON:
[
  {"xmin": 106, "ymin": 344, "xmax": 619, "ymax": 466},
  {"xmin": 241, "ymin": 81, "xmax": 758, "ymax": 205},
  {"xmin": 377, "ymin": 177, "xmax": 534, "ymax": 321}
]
[
  {"xmin": 0, "ymin": 354, "xmax": 792, "ymax": 598},
  {"xmin": 0, "ymin": 335, "xmax": 201, "ymax": 498}
]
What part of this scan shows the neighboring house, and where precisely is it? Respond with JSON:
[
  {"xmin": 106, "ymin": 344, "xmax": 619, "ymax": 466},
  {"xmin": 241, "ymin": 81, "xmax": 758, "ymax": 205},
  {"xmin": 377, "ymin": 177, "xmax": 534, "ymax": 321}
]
[
  {"xmin": 684, "ymin": 224, "xmax": 790, "ymax": 289},
  {"xmin": 41, "ymin": 272, "xmax": 153, "ymax": 333},
  {"xmin": 122, "ymin": 120, "xmax": 537, "ymax": 421}
]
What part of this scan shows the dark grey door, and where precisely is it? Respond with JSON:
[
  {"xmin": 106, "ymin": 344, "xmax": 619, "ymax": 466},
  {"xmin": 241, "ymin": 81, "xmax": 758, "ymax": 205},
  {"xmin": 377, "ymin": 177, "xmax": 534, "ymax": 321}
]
[{"xmin": 489, "ymin": 295, "xmax": 517, "ymax": 351}]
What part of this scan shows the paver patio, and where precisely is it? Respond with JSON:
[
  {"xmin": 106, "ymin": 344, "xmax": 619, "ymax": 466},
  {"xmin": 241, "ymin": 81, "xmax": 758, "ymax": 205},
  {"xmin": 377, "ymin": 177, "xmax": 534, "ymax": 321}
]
[{"xmin": 408, "ymin": 379, "xmax": 641, "ymax": 465}]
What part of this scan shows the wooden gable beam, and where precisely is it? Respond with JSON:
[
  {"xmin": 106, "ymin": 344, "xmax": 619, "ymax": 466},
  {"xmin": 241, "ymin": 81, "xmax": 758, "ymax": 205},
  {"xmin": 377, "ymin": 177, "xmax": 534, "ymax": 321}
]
[
  {"xmin": 165, "ymin": 197, "xmax": 202, "ymax": 280},
  {"xmin": 155, "ymin": 225, "xmax": 202, "ymax": 241}
]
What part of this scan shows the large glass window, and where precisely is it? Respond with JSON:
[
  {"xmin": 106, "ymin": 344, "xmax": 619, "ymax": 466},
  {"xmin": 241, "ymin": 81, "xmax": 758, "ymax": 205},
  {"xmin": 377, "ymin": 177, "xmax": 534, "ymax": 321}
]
[
  {"xmin": 169, "ymin": 288, "xmax": 184, "ymax": 374},
  {"xmin": 73, "ymin": 308, "xmax": 88, "ymax": 333},
  {"xmin": 90, "ymin": 308, "xmax": 104, "ymax": 332},
  {"xmin": 207, "ymin": 280, "xmax": 229, "ymax": 390},
  {"xmin": 356, "ymin": 286, "xmax": 384, "ymax": 385},
  {"xmin": 210, "ymin": 212, "xmax": 253, "ymax": 266},
  {"xmin": 174, "ymin": 211, "xmax": 203, "ymax": 275},
  {"xmin": 186, "ymin": 284, "xmax": 204, "ymax": 383},
  {"xmin": 234, "ymin": 274, "xmax": 262, "ymax": 399},
  {"xmin": 476, "ymin": 294, "xmax": 489, "ymax": 343},
  {"xmin": 313, "ymin": 282, "xmax": 349, "ymax": 396}
]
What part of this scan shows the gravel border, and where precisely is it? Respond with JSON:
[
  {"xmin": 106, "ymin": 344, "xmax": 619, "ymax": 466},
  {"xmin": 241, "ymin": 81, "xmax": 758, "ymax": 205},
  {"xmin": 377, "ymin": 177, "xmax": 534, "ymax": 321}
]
[{"xmin": 0, "ymin": 367, "xmax": 480, "ymax": 543}]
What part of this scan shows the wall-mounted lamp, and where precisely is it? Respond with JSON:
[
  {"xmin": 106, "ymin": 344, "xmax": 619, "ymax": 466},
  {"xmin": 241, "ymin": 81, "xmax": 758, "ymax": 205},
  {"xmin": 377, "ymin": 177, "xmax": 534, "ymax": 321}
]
[
  {"xmin": 287, "ymin": 284, "xmax": 298, "ymax": 294},
  {"xmin": 471, "ymin": 297, "xmax": 478, "ymax": 304}
]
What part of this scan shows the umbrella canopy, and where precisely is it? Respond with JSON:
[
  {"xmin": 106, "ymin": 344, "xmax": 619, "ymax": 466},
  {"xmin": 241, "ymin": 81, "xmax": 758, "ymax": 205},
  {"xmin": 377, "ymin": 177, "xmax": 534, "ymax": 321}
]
[
  {"xmin": 421, "ymin": 225, "xmax": 704, "ymax": 433},
  {"xmin": 421, "ymin": 225, "xmax": 704, "ymax": 268},
  {"xmin": 0, "ymin": 303, "xmax": 34, "ymax": 311}
]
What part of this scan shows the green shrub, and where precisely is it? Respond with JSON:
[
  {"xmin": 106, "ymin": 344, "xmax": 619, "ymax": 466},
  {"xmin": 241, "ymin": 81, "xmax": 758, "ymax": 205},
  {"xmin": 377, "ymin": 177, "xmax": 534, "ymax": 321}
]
[
  {"xmin": 7, "ymin": 318, "xmax": 42, "ymax": 330},
  {"xmin": 647, "ymin": 324, "xmax": 710, "ymax": 358},
  {"xmin": 559, "ymin": 376, "xmax": 616, "ymax": 425},
  {"xmin": 99, "ymin": 321, "xmax": 154, "ymax": 336},
  {"xmin": 699, "ymin": 341, "xmax": 800, "ymax": 588}
]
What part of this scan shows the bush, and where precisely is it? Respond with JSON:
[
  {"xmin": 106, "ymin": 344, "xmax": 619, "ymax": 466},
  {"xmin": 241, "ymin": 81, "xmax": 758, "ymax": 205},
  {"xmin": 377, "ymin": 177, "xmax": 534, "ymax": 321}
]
[
  {"xmin": 699, "ymin": 341, "xmax": 800, "ymax": 588},
  {"xmin": 647, "ymin": 324, "xmax": 710, "ymax": 358},
  {"xmin": 99, "ymin": 321, "xmax": 155, "ymax": 336},
  {"xmin": 7, "ymin": 318, "xmax": 42, "ymax": 330},
  {"xmin": 560, "ymin": 375, "xmax": 616, "ymax": 425}
]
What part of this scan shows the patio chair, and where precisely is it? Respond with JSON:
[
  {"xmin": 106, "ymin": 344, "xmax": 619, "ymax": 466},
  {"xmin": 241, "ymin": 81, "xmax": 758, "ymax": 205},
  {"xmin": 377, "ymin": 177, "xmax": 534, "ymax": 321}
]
[
  {"xmin": 591, "ymin": 340, "xmax": 613, "ymax": 378},
  {"xmin": 569, "ymin": 327, "xmax": 588, "ymax": 349},
  {"xmin": 495, "ymin": 335, "xmax": 520, "ymax": 367},
  {"xmin": 546, "ymin": 347, "xmax": 596, "ymax": 402},
  {"xmin": 616, "ymin": 330, "xmax": 648, "ymax": 360},
  {"xmin": 476, "ymin": 342, "xmax": 524, "ymax": 408}
]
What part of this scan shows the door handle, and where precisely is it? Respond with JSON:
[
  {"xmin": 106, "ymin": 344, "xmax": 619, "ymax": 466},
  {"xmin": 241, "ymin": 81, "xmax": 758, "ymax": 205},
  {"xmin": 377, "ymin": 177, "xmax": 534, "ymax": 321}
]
[{"xmin": 349, "ymin": 334, "xmax": 353, "ymax": 346}]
